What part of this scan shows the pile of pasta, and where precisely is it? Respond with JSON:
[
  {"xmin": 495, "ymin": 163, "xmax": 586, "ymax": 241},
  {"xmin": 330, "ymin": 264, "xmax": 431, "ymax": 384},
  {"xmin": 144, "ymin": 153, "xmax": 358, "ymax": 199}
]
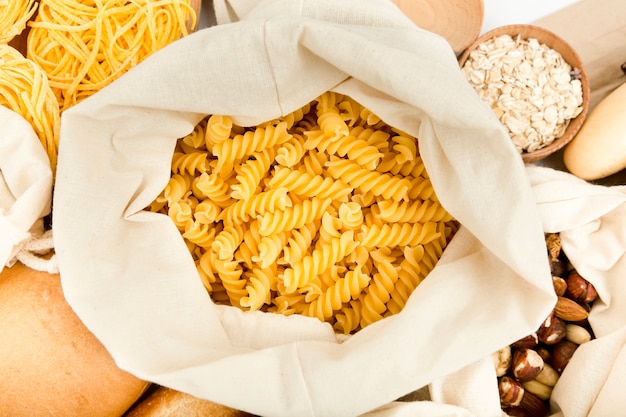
[
  {"xmin": 0, "ymin": 0, "xmax": 37, "ymax": 44},
  {"xmin": 27, "ymin": 0, "xmax": 197, "ymax": 112},
  {"xmin": 0, "ymin": 0, "xmax": 197, "ymax": 172},
  {"xmin": 0, "ymin": 44, "xmax": 60, "ymax": 170},
  {"xmin": 151, "ymin": 92, "xmax": 458, "ymax": 334}
]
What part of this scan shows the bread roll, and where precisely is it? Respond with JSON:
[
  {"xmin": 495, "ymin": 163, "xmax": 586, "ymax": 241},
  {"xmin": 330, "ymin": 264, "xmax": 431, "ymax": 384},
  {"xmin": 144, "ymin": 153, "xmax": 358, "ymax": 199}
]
[
  {"xmin": 563, "ymin": 82, "xmax": 626, "ymax": 180},
  {"xmin": 124, "ymin": 386, "xmax": 255, "ymax": 417},
  {"xmin": 0, "ymin": 262, "xmax": 150, "ymax": 417}
]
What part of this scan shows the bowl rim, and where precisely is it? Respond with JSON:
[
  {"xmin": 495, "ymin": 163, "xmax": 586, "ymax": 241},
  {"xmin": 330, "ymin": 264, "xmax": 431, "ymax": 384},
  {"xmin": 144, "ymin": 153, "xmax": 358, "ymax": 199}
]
[{"xmin": 458, "ymin": 24, "xmax": 590, "ymax": 164}]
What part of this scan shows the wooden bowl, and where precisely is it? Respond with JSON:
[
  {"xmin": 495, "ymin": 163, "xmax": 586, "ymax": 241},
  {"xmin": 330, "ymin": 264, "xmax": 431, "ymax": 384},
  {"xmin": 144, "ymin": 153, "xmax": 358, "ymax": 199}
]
[
  {"xmin": 393, "ymin": 0, "xmax": 484, "ymax": 54},
  {"xmin": 458, "ymin": 24, "xmax": 590, "ymax": 164}
]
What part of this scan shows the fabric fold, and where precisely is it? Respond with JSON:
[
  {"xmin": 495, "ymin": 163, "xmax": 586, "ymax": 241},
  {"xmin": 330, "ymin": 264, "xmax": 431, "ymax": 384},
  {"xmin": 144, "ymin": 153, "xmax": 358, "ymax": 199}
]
[
  {"xmin": 0, "ymin": 106, "xmax": 53, "ymax": 271},
  {"xmin": 52, "ymin": 1, "xmax": 553, "ymax": 415}
]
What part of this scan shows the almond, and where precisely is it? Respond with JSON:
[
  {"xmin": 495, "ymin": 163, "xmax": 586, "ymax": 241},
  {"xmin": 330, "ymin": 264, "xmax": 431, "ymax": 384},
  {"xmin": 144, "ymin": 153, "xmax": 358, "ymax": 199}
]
[{"xmin": 554, "ymin": 296, "xmax": 589, "ymax": 322}]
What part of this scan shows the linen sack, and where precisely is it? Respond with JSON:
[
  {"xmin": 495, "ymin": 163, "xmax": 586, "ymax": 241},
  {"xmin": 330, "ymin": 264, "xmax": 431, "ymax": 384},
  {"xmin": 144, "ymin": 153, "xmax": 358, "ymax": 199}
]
[
  {"xmin": 52, "ymin": 0, "xmax": 554, "ymax": 415},
  {"xmin": 0, "ymin": 106, "xmax": 53, "ymax": 272},
  {"xmin": 526, "ymin": 166, "xmax": 626, "ymax": 417}
]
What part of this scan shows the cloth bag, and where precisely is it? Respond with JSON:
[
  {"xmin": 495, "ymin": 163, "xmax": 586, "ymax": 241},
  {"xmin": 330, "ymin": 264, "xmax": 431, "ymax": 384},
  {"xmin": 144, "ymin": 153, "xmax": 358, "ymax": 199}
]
[
  {"xmin": 0, "ymin": 106, "xmax": 53, "ymax": 272},
  {"xmin": 528, "ymin": 166, "xmax": 626, "ymax": 417},
  {"xmin": 52, "ymin": 0, "xmax": 555, "ymax": 415}
]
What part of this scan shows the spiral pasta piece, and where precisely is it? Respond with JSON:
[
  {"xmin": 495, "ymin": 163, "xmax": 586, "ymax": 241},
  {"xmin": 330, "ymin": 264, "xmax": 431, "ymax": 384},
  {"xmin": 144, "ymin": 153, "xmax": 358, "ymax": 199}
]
[
  {"xmin": 275, "ymin": 134, "xmax": 306, "ymax": 167},
  {"xmin": 252, "ymin": 233, "xmax": 288, "ymax": 269},
  {"xmin": 353, "ymin": 126, "xmax": 391, "ymax": 152},
  {"xmin": 183, "ymin": 220, "xmax": 217, "ymax": 249},
  {"xmin": 219, "ymin": 188, "xmax": 292, "ymax": 224},
  {"xmin": 281, "ymin": 231, "xmax": 359, "ymax": 293},
  {"xmin": 358, "ymin": 222, "xmax": 440, "ymax": 248},
  {"xmin": 230, "ymin": 148, "xmax": 275, "ymax": 200},
  {"xmin": 315, "ymin": 91, "xmax": 342, "ymax": 113},
  {"xmin": 234, "ymin": 221, "xmax": 262, "ymax": 268},
  {"xmin": 316, "ymin": 132, "xmax": 383, "ymax": 171},
  {"xmin": 358, "ymin": 106, "xmax": 383, "ymax": 127},
  {"xmin": 334, "ymin": 299, "xmax": 362, "ymax": 335},
  {"xmin": 377, "ymin": 153, "xmax": 427, "ymax": 177},
  {"xmin": 326, "ymin": 159, "xmax": 411, "ymax": 201},
  {"xmin": 212, "ymin": 225, "xmax": 244, "ymax": 261},
  {"xmin": 318, "ymin": 110, "xmax": 349, "ymax": 139},
  {"xmin": 192, "ymin": 172, "xmax": 232, "ymax": 207},
  {"xmin": 359, "ymin": 260, "xmax": 399, "ymax": 327},
  {"xmin": 337, "ymin": 96, "xmax": 363, "ymax": 127},
  {"xmin": 338, "ymin": 202, "xmax": 364, "ymax": 230},
  {"xmin": 214, "ymin": 258, "xmax": 246, "ymax": 307},
  {"xmin": 205, "ymin": 114, "xmax": 233, "ymax": 150},
  {"xmin": 268, "ymin": 166, "xmax": 352, "ymax": 201},
  {"xmin": 160, "ymin": 173, "xmax": 192, "ymax": 205},
  {"xmin": 171, "ymin": 151, "xmax": 210, "ymax": 175},
  {"xmin": 194, "ymin": 200, "xmax": 221, "ymax": 224},
  {"xmin": 391, "ymin": 134, "xmax": 418, "ymax": 163},
  {"xmin": 297, "ymin": 148, "xmax": 327, "ymax": 176},
  {"xmin": 257, "ymin": 197, "xmax": 332, "ymax": 237},
  {"xmin": 385, "ymin": 245, "xmax": 425, "ymax": 315},
  {"xmin": 407, "ymin": 176, "xmax": 437, "ymax": 201},
  {"xmin": 197, "ymin": 249, "xmax": 219, "ymax": 292},
  {"xmin": 280, "ymin": 222, "xmax": 318, "ymax": 265},
  {"xmin": 212, "ymin": 122, "xmax": 291, "ymax": 175},
  {"xmin": 179, "ymin": 118, "xmax": 207, "ymax": 153},
  {"xmin": 305, "ymin": 266, "xmax": 370, "ymax": 321},
  {"xmin": 376, "ymin": 199, "xmax": 453, "ymax": 223},
  {"xmin": 240, "ymin": 266, "xmax": 278, "ymax": 311}
]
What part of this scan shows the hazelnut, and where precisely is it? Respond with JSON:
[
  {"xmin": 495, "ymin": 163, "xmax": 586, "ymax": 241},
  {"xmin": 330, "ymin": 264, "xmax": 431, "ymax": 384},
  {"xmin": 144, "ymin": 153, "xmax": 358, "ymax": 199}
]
[
  {"xmin": 566, "ymin": 271, "xmax": 598, "ymax": 304},
  {"xmin": 551, "ymin": 340, "xmax": 579, "ymax": 373},
  {"xmin": 520, "ymin": 390, "xmax": 549, "ymax": 417},
  {"xmin": 510, "ymin": 333, "xmax": 539, "ymax": 350},
  {"xmin": 499, "ymin": 376, "xmax": 525, "ymax": 407},
  {"xmin": 493, "ymin": 345, "xmax": 512, "ymax": 377},
  {"xmin": 504, "ymin": 406, "xmax": 534, "ymax": 417},
  {"xmin": 536, "ymin": 312, "xmax": 567, "ymax": 345},
  {"xmin": 552, "ymin": 276, "xmax": 567, "ymax": 297},
  {"xmin": 549, "ymin": 258, "xmax": 567, "ymax": 278},
  {"xmin": 512, "ymin": 348, "xmax": 544, "ymax": 382},
  {"xmin": 534, "ymin": 346, "xmax": 552, "ymax": 363}
]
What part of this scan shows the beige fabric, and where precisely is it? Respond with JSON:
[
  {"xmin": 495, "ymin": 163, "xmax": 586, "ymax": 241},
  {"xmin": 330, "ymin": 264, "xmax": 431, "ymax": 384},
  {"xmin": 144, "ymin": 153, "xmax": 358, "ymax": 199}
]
[
  {"xmin": 528, "ymin": 165, "xmax": 626, "ymax": 417},
  {"xmin": 0, "ymin": 106, "xmax": 52, "ymax": 271},
  {"xmin": 52, "ymin": 0, "xmax": 553, "ymax": 416}
]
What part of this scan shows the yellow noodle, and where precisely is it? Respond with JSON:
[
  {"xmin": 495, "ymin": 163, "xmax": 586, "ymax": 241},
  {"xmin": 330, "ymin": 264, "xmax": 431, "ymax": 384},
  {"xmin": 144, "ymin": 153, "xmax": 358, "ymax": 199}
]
[
  {"xmin": 0, "ymin": 0, "xmax": 37, "ymax": 44},
  {"xmin": 0, "ymin": 44, "xmax": 60, "ymax": 172},
  {"xmin": 27, "ymin": 0, "xmax": 197, "ymax": 111}
]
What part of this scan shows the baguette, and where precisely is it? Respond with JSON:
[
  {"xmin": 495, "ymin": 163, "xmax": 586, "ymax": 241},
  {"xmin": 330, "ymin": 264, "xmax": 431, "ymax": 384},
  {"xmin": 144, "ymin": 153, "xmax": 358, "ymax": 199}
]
[
  {"xmin": 564, "ymin": 82, "xmax": 626, "ymax": 180},
  {"xmin": 0, "ymin": 262, "xmax": 149, "ymax": 417},
  {"xmin": 124, "ymin": 386, "xmax": 255, "ymax": 417}
]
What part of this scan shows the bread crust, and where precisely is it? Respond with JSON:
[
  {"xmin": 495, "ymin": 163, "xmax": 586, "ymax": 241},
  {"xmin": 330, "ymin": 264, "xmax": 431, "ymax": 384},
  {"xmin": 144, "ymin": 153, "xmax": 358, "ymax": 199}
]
[
  {"xmin": 564, "ymin": 82, "xmax": 626, "ymax": 180},
  {"xmin": 124, "ymin": 386, "xmax": 255, "ymax": 417},
  {"xmin": 0, "ymin": 262, "xmax": 149, "ymax": 417}
]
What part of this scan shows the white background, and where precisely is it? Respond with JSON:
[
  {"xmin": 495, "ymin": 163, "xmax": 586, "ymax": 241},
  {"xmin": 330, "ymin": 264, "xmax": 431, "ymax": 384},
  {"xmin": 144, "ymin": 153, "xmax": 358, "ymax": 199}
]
[
  {"xmin": 199, "ymin": 1, "xmax": 583, "ymax": 33},
  {"xmin": 481, "ymin": 0, "xmax": 581, "ymax": 33}
]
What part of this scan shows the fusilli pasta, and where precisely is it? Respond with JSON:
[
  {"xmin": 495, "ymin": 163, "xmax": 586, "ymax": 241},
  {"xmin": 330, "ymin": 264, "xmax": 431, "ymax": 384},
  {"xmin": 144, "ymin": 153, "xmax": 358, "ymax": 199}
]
[{"xmin": 150, "ymin": 92, "xmax": 458, "ymax": 333}]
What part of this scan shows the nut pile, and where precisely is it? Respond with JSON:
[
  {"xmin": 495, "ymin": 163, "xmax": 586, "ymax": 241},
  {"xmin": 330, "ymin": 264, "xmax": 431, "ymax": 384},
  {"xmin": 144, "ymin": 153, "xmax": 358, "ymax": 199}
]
[
  {"xmin": 461, "ymin": 34, "xmax": 584, "ymax": 154},
  {"xmin": 493, "ymin": 233, "xmax": 597, "ymax": 417}
]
